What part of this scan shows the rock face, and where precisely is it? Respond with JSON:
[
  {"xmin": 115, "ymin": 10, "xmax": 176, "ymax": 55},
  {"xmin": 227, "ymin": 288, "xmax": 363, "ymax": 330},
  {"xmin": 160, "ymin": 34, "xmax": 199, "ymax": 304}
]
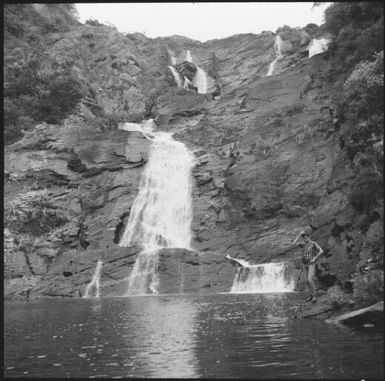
[
  {"xmin": 157, "ymin": 249, "xmax": 234, "ymax": 294},
  {"xmin": 4, "ymin": 6, "xmax": 383, "ymax": 310}
]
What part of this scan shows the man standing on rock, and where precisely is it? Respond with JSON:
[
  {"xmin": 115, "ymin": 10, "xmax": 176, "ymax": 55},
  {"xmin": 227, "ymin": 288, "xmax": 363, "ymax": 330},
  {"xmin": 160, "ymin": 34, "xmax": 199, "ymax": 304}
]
[{"xmin": 293, "ymin": 228, "xmax": 324, "ymax": 303}]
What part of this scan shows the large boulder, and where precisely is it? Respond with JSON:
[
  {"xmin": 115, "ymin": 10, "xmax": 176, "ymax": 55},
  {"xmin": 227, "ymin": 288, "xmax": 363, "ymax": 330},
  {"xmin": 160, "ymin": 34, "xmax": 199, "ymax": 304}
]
[{"xmin": 175, "ymin": 61, "xmax": 197, "ymax": 81}]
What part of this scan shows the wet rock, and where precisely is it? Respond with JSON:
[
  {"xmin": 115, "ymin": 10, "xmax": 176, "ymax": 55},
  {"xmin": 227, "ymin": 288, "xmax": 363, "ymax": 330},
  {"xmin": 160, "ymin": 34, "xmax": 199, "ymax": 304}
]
[
  {"xmin": 124, "ymin": 132, "xmax": 150, "ymax": 164},
  {"xmin": 157, "ymin": 249, "xmax": 234, "ymax": 294},
  {"xmin": 194, "ymin": 171, "xmax": 213, "ymax": 186},
  {"xmin": 4, "ymin": 276, "xmax": 42, "ymax": 300},
  {"xmin": 27, "ymin": 252, "xmax": 48, "ymax": 276},
  {"xmin": 4, "ymin": 252, "xmax": 30, "ymax": 279},
  {"xmin": 335, "ymin": 205, "xmax": 356, "ymax": 228}
]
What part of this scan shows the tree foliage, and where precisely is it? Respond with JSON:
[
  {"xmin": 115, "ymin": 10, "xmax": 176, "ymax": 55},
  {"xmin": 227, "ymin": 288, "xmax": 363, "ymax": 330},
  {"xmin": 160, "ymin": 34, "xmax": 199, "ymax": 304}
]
[
  {"xmin": 324, "ymin": 2, "xmax": 383, "ymax": 72},
  {"xmin": 321, "ymin": 3, "xmax": 384, "ymax": 206},
  {"xmin": 352, "ymin": 269, "xmax": 384, "ymax": 307},
  {"xmin": 4, "ymin": 4, "xmax": 84, "ymax": 145},
  {"xmin": 339, "ymin": 51, "xmax": 384, "ymax": 163}
]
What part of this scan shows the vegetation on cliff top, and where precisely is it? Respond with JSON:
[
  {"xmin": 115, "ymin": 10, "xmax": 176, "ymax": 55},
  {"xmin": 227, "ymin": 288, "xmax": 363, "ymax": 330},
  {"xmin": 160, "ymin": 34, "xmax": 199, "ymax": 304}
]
[
  {"xmin": 4, "ymin": 4, "xmax": 83, "ymax": 145},
  {"xmin": 321, "ymin": 2, "xmax": 383, "ymax": 306},
  {"xmin": 322, "ymin": 2, "xmax": 383, "ymax": 165}
]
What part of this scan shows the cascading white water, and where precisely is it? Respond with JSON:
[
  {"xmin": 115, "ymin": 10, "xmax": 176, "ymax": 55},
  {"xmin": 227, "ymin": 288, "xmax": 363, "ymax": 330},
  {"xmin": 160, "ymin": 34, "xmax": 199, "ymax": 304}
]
[
  {"xmin": 230, "ymin": 260, "xmax": 294, "ymax": 293},
  {"xmin": 168, "ymin": 66, "xmax": 183, "ymax": 88},
  {"xmin": 185, "ymin": 50, "xmax": 193, "ymax": 63},
  {"xmin": 192, "ymin": 67, "xmax": 208, "ymax": 94},
  {"xmin": 119, "ymin": 119, "xmax": 155, "ymax": 139},
  {"xmin": 84, "ymin": 260, "xmax": 103, "ymax": 298},
  {"xmin": 168, "ymin": 49, "xmax": 208, "ymax": 94},
  {"xmin": 266, "ymin": 35, "xmax": 283, "ymax": 77},
  {"xmin": 183, "ymin": 76, "xmax": 193, "ymax": 89},
  {"xmin": 119, "ymin": 122, "xmax": 194, "ymax": 295},
  {"xmin": 308, "ymin": 38, "xmax": 330, "ymax": 58}
]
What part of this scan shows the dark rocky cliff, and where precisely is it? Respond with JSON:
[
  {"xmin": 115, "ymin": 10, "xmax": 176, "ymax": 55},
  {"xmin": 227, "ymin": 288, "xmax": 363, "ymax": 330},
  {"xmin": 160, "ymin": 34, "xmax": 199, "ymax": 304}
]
[{"xmin": 4, "ymin": 5, "xmax": 383, "ymax": 318}]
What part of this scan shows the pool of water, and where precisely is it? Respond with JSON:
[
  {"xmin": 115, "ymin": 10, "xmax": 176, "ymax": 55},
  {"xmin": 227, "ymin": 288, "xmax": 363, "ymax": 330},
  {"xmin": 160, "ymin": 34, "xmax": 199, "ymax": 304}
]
[{"xmin": 4, "ymin": 293, "xmax": 384, "ymax": 378}]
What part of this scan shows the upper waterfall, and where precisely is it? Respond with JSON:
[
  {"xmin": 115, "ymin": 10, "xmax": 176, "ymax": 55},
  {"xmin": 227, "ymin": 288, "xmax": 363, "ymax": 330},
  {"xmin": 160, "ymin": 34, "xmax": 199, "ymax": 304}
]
[
  {"xmin": 168, "ymin": 50, "xmax": 209, "ymax": 94},
  {"xmin": 168, "ymin": 65, "xmax": 183, "ymax": 88},
  {"xmin": 266, "ymin": 35, "xmax": 283, "ymax": 77},
  {"xmin": 192, "ymin": 67, "xmax": 208, "ymax": 94},
  {"xmin": 308, "ymin": 38, "xmax": 330, "ymax": 58},
  {"xmin": 185, "ymin": 50, "xmax": 193, "ymax": 63},
  {"xmin": 183, "ymin": 76, "xmax": 193, "ymax": 90}
]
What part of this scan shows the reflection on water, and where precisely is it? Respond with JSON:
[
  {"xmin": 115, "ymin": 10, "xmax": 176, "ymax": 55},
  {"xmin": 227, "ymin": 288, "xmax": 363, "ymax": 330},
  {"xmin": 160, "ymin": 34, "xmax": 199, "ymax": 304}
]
[
  {"xmin": 122, "ymin": 297, "xmax": 198, "ymax": 377},
  {"xmin": 4, "ymin": 294, "xmax": 384, "ymax": 378}
]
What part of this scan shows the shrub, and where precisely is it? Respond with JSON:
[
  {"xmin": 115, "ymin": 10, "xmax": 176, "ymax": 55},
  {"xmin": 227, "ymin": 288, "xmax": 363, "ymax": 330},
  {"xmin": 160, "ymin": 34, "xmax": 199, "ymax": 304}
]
[
  {"xmin": 349, "ymin": 178, "xmax": 383, "ymax": 213},
  {"xmin": 4, "ymin": 54, "xmax": 85, "ymax": 144},
  {"xmin": 323, "ymin": 3, "xmax": 383, "ymax": 70},
  {"xmin": 343, "ymin": 51, "xmax": 384, "ymax": 118},
  {"xmin": 85, "ymin": 19, "xmax": 103, "ymax": 27},
  {"xmin": 338, "ymin": 52, "xmax": 384, "ymax": 165},
  {"xmin": 36, "ymin": 75, "xmax": 84, "ymax": 123},
  {"xmin": 4, "ymin": 4, "xmax": 84, "ymax": 145},
  {"xmin": 352, "ymin": 269, "xmax": 384, "ymax": 307}
]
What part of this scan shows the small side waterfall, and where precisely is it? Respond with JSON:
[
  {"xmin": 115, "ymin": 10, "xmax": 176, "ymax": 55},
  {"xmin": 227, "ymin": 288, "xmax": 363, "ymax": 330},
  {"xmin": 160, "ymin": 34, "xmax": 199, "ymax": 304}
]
[
  {"xmin": 119, "ymin": 121, "xmax": 194, "ymax": 295},
  {"xmin": 266, "ymin": 35, "xmax": 283, "ymax": 77},
  {"xmin": 308, "ymin": 38, "xmax": 330, "ymax": 58},
  {"xmin": 168, "ymin": 66, "xmax": 183, "ymax": 88},
  {"xmin": 185, "ymin": 50, "xmax": 193, "ymax": 63},
  {"xmin": 84, "ymin": 260, "xmax": 103, "ymax": 298},
  {"xmin": 230, "ymin": 260, "xmax": 294, "ymax": 293},
  {"xmin": 183, "ymin": 76, "xmax": 193, "ymax": 89},
  {"xmin": 192, "ymin": 67, "xmax": 208, "ymax": 94}
]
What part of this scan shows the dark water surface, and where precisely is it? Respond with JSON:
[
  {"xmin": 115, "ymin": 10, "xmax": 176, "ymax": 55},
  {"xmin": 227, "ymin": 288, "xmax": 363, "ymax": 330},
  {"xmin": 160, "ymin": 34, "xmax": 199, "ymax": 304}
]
[{"xmin": 4, "ymin": 293, "xmax": 383, "ymax": 378}]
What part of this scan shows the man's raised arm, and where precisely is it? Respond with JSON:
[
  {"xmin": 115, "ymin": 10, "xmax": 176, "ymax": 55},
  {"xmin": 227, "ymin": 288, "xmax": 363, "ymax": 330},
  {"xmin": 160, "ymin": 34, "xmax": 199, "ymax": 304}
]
[{"xmin": 293, "ymin": 231, "xmax": 304, "ymax": 245}]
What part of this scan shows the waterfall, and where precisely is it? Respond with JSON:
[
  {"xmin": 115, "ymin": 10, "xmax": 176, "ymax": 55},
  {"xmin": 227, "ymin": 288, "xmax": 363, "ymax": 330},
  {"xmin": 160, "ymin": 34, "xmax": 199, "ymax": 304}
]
[
  {"xmin": 266, "ymin": 35, "xmax": 283, "ymax": 77},
  {"xmin": 119, "ymin": 122, "xmax": 194, "ymax": 295},
  {"xmin": 84, "ymin": 260, "xmax": 103, "ymax": 298},
  {"xmin": 169, "ymin": 49, "xmax": 207, "ymax": 94},
  {"xmin": 168, "ymin": 66, "xmax": 183, "ymax": 88},
  {"xmin": 183, "ymin": 76, "xmax": 193, "ymax": 89},
  {"xmin": 308, "ymin": 38, "xmax": 330, "ymax": 58},
  {"xmin": 230, "ymin": 260, "xmax": 294, "ymax": 293},
  {"xmin": 192, "ymin": 67, "xmax": 208, "ymax": 94},
  {"xmin": 119, "ymin": 119, "xmax": 155, "ymax": 139},
  {"xmin": 185, "ymin": 50, "xmax": 193, "ymax": 63}
]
